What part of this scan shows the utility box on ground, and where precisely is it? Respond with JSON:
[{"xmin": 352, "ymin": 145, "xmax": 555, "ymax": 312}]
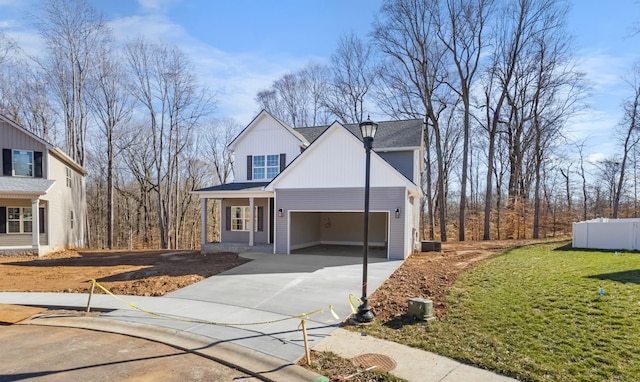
[
  {"xmin": 421, "ymin": 241, "xmax": 441, "ymax": 252},
  {"xmin": 408, "ymin": 298, "xmax": 435, "ymax": 321}
]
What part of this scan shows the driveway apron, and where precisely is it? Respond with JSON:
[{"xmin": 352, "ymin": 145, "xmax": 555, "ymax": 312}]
[{"xmin": 100, "ymin": 253, "xmax": 403, "ymax": 362}]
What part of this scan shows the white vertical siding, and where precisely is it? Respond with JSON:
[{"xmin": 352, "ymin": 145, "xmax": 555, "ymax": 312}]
[
  {"xmin": 269, "ymin": 124, "xmax": 411, "ymax": 190},
  {"xmin": 0, "ymin": 120, "xmax": 49, "ymax": 155},
  {"xmin": 46, "ymin": 152, "xmax": 86, "ymax": 251},
  {"xmin": 231, "ymin": 114, "xmax": 304, "ymax": 182}
]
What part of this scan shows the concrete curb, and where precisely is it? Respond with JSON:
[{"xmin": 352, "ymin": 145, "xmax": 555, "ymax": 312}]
[
  {"xmin": 20, "ymin": 314, "xmax": 322, "ymax": 382},
  {"xmin": 313, "ymin": 328, "xmax": 517, "ymax": 382}
]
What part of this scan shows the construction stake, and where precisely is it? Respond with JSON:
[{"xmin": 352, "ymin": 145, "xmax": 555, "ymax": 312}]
[
  {"xmin": 86, "ymin": 280, "xmax": 96, "ymax": 312},
  {"xmin": 301, "ymin": 319, "xmax": 311, "ymax": 365}
]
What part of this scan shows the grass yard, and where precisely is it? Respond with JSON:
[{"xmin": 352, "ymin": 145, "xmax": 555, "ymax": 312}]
[{"xmin": 363, "ymin": 242, "xmax": 640, "ymax": 381}]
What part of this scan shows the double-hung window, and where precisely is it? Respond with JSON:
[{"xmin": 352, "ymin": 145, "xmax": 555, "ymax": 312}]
[
  {"xmin": 13, "ymin": 150, "xmax": 33, "ymax": 177},
  {"xmin": 7, "ymin": 207, "xmax": 32, "ymax": 233},
  {"xmin": 252, "ymin": 154, "xmax": 280, "ymax": 180},
  {"xmin": 231, "ymin": 206, "xmax": 258, "ymax": 231}
]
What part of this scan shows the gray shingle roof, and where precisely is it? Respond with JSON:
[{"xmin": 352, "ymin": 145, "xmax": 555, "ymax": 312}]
[
  {"xmin": 0, "ymin": 177, "xmax": 55, "ymax": 195},
  {"xmin": 294, "ymin": 119, "xmax": 423, "ymax": 149}
]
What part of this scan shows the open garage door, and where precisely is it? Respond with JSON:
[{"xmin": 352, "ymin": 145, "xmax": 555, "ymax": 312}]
[{"xmin": 289, "ymin": 211, "xmax": 388, "ymax": 258}]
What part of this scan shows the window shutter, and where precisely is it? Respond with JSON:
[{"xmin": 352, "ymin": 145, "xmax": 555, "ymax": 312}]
[
  {"xmin": 0, "ymin": 207, "xmax": 6, "ymax": 233},
  {"xmin": 279, "ymin": 153, "xmax": 286, "ymax": 172},
  {"xmin": 34, "ymin": 151, "xmax": 43, "ymax": 178},
  {"xmin": 2, "ymin": 149, "xmax": 11, "ymax": 176},
  {"xmin": 225, "ymin": 206, "xmax": 231, "ymax": 231},
  {"xmin": 247, "ymin": 155, "xmax": 252, "ymax": 180},
  {"xmin": 257, "ymin": 206, "xmax": 264, "ymax": 232},
  {"xmin": 39, "ymin": 207, "xmax": 45, "ymax": 234}
]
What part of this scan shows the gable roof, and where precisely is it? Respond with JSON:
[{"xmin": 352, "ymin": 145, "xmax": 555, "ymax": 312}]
[
  {"xmin": 294, "ymin": 119, "xmax": 423, "ymax": 150},
  {"xmin": 0, "ymin": 113, "xmax": 87, "ymax": 176},
  {"xmin": 228, "ymin": 109, "xmax": 309, "ymax": 151},
  {"xmin": 0, "ymin": 113, "xmax": 53, "ymax": 148},
  {"xmin": 264, "ymin": 121, "xmax": 421, "ymax": 196}
]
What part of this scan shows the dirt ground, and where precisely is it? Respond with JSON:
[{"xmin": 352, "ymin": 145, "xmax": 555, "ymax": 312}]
[
  {"xmin": 368, "ymin": 239, "xmax": 539, "ymax": 321},
  {"xmin": 0, "ymin": 240, "xmax": 538, "ymax": 319},
  {"xmin": 0, "ymin": 250, "xmax": 248, "ymax": 296}
]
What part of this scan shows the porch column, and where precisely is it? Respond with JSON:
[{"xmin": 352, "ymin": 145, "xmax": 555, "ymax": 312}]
[
  {"xmin": 249, "ymin": 197, "xmax": 254, "ymax": 246},
  {"xmin": 201, "ymin": 198, "xmax": 207, "ymax": 246},
  {"xmin": 31, "ymin": 198, "xmax": 40, "ymax": 251}
]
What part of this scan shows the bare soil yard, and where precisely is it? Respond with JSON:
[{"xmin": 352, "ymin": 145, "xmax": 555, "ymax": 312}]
[
  {"xmin": 0, "ymin": 240, "xmax": 537, "ymax": 319},
  {"xmin": 0, "ymin": 250, "xmax": 248, "ymax": 296}
]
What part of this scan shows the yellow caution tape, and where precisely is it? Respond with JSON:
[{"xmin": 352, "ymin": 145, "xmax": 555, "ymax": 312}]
[
  {"xmin": 349, "ymin": 294, "xmax": 363, "ymax": 314},
  {"xmin": 89, "ymin": 279, "xmax": 339, "ymax": 327}
]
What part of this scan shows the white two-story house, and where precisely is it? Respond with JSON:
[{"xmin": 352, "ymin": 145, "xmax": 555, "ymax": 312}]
[
  {"xmin": 0, "ymin": 114, "xmax": 87, "ymax": 255},
  {"xmin": 193, "ymin": 110, "xmax": 423, "ymax": 260}
]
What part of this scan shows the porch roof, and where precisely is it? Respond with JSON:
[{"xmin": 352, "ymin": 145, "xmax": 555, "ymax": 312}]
[
  {"xmin": 0, "ymin": 177, "xmax": 55, "ymax": 198},
  {"xmin": 192, "ymin": 181, "xmax": 272, "ymax": 199}
]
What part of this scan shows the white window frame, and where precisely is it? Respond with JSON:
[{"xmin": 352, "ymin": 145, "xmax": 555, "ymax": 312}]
[
  {"xmin": 231, "ymin": 206, "xmax": 258, "ymax": 232},
  {"xmin": 70, "ymin": 210, "xmax": 74, "ymax": 230},
  {"xmin": 6, "ymin": 207, "xmax": 33, "ymax": 234},
  {"xmin": 12, "ymin": 149, "xmax": 34, "ymax": 177},
  {"xmin": 66, "ymin": 167, "xmax": 72, "ymax": 187},
  {"xmin": 252, "ymin": 154, "xmax": 279, "ymax": 180}
]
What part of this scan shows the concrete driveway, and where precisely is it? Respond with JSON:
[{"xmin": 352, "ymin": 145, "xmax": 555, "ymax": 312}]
[{"xmin": 0, "ymin": 252, "xmax": 403, "ymax": 365}]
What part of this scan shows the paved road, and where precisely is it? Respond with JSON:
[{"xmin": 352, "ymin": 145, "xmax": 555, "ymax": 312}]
[{"xmin": 0, "ymin": 324, "xmax": 257, "ymax": 382}]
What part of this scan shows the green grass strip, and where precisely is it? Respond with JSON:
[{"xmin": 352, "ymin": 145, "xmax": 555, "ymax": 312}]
[{"xmin": 365, "ymin": 242, "xmax": 640, "ymax": 381}]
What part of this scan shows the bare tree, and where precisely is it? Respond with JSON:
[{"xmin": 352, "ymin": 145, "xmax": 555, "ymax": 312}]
[
  {"xmin": 595, "ymin": 158, "xmax": 622, "ymax": 216},
  {"xmin": 125, "ymin": 37, "xmax": 214, "ymax": 249},
  {"xmin": 35, "ymin": 0, "xmax": 112, "ymax": 165},
  {"xmin": 576, "ymin": 141, "xmax": 589, "ymax": 221},
  {"xmin": 373, "ymin": 0, "xmax": 453, "ymax": 241},
  {"xmin": 256, "ymin": 62, "xmax": 331, "ymax": 127},
  {"xmin": 612, "ymin": 65, "xmax": 640, "ymax": 217},
  {"xmin": 299, "ymin": 62, "xmax": 332, "ymax": 126},
  {"xmin": 325, "ymin": 33, "xmax": 375, "ymax": 124},
  {"xmin": 203, "ymin": 118, "xmax": 240, "ymax": 185},
  {"xmin": 89, "ymin": 46, "xmax": 132, "ymax": 249},
  {"xmin": 436, "ymin": 0, "xmax": 494, "ymax": 241}
]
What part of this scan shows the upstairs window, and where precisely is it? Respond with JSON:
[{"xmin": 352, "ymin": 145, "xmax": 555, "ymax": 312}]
[
  {"xmin": 66, "ymin": 167, "xmax": 72, "ymax": 187},
  {"xmin": 13, "ymin": 150, "xmax": 33, "ymax": 177},
  {"xmin": 2, "ymin": 149, "xmax": 43, "ymax": 178},
  {"xmin": 252, "ymin": 154, "xmax": 280, "ymax": 180}
]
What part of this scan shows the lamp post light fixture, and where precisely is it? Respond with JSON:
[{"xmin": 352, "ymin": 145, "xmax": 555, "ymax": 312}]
[{"xmin": 355, "ymin": 116, "xmax": 378, "ymax": 323}]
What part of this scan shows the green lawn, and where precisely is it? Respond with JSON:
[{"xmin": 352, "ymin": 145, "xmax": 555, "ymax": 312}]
[{"xmin": 364, "ymin": 242, "xmax": 640, "ymax": 381}]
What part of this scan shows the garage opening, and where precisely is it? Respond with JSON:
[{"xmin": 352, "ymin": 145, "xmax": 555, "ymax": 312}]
[{"xmin": 289, "ymin": 211, "xmax": 388, "ymax": 258}]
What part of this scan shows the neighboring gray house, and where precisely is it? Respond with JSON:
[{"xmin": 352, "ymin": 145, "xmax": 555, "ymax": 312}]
[
  {"xmin": 193, "ymin": 110, "xmax": 423, "ymax": 260},
  {"xmin": 0, "ymin": 114, "xmax": 87, "ymax": 255}
]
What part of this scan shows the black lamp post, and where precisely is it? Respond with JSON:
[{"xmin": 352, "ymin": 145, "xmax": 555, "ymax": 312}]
[{"xmin": 355, "ymin": 116, "xmax": 378, "ymax": 323}]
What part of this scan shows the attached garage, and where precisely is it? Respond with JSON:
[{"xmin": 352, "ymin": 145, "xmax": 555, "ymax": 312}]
[
  {"xmin": 272, "ymin": 187, "xmax": 410, "ymax": 260},
  {"xmin": 289, "ymin": 211, "xmax": 389, "ymax": 256}
]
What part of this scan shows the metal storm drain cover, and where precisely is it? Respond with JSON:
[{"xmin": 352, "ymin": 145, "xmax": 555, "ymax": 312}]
[{"xmin": 351, "ymin": 353, "xmax": 397, "ymax": 372}]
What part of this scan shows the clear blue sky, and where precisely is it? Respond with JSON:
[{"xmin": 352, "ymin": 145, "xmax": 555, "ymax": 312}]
[{"xmin": 0, "ymin": 0, "xmax": 638, "ymax": 160}]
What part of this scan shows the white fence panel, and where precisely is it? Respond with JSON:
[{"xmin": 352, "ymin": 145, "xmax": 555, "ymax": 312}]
[
  {"xmin": 572, "ymin": 222, "xmax": 588, "ymax": 248},
  {"xmin": 572, "ymin": 218, "xmax": 640, "ymax": 250}
]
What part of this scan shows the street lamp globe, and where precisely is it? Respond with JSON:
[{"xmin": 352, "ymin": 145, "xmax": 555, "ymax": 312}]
[{"xmin": 359, "ymin": 117, "xmax": 378, "ymax": 140}]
